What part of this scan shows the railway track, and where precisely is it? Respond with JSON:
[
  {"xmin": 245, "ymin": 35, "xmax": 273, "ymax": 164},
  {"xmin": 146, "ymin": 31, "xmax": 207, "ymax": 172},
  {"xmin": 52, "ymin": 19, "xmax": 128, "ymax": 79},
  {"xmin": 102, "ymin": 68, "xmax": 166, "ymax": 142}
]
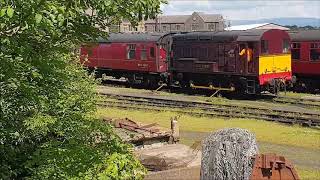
[
  {"xmin": 98, "ymin": 84, "xmax": 320, "ymax": 109},
  {"xmin": 273, "ymin": 96, "xmax": 320, "ymax": 109},
  {"xmin": 97, "ymin": 92, "xmax": 320, "ymax": 128}
]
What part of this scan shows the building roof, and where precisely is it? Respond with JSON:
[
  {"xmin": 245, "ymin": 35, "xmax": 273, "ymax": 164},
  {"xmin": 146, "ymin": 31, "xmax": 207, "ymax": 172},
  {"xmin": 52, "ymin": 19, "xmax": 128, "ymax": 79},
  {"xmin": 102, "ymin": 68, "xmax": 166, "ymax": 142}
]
[
  {"xmin": 225, "ymin": 23, "xmax": 289, "ymax": 31},
  {"xmin": 197, "ymin": 12, "xmax": 223, "ymax": 22},
  {"xmin": 172, "ymin": 29, "xmax": 269, "ymax": 42},
  {"xmin": 289, "ymin": 30, "xmax": 320, "ymax": 41},
  {"xmin": 97, "ymin": 33, "xmax": 168, "ymax": 43},
  {"xmin": 145, "ymin": 12, "xmax": 222, "ymax": 24}
]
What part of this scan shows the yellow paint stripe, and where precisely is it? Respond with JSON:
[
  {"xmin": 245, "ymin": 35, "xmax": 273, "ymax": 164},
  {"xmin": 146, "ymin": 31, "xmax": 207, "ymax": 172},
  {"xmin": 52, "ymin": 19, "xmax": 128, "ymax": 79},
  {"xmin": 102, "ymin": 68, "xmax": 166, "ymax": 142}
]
[{"xmin": 259, "ymin": 54, "xmax": 291, "ymax": 75}]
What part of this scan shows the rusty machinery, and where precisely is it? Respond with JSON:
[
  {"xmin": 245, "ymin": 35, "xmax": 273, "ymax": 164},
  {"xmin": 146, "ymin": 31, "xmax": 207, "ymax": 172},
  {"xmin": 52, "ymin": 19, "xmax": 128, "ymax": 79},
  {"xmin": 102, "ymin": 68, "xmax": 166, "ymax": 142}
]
[{"xmin": 250, "ymin": 153, "xmax": 299, "ymax": 180}]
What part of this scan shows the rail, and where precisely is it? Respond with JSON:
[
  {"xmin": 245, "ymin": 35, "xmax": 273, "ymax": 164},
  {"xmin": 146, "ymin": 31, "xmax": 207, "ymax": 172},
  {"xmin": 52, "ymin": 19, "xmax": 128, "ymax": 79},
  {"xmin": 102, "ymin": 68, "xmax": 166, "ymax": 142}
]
[{"xmin": 97, "ymin": 92, "xmax": 320, "ymax": 128}]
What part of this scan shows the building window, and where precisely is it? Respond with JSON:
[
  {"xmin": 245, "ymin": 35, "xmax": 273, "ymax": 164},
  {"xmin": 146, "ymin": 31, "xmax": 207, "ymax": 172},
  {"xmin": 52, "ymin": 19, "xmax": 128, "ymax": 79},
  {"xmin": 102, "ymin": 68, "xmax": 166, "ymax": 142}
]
[
  {"xmin": 215, "ymin": 22, "xmax": 220, "ymax": 31},
  {"xmin": 141, "ymin": 48, "xmax": 147, "ymax": 60},
  {"xmin": 150, "ymin": 47, "xmax": 155, "ymax": 58},
  {"xmin": 261, "ymin": 40, "xmax": 268, "ymax": 54},
  {"xmin": 191, "ymin": 23, "xmax": 199, "ymax": 31},
  {"xmin": 145, "ymin": 26, "xmax": 147, "ymax": 32},
  {"xmin": 282, "ymin": 39, "xmax": 290, "ymax": 53},
  {"xmin": 162, "ymin": 26, "xmax": 167, "ymax": 32},
  {"xmin": 127, "ymin": 44, "xmax": 136, "ymax": 59},
  {"xmin": 176, "ymin": 25, "xmax": 181, "ymax": 31},
  {"xmin": 310, "ymin": 43, "xmax": 320, "ymax": 61},
  {"xmin": 208, "ymin": 23, "xmax": 215, "ymax": 31}
]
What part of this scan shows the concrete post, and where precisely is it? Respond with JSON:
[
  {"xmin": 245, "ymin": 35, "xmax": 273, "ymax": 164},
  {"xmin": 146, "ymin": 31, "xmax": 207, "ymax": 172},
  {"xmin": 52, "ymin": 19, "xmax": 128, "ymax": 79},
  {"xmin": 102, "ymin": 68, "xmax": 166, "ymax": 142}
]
[{"xmin": 171, "ymin": 117, "xmax": 179, "ymax": 143}]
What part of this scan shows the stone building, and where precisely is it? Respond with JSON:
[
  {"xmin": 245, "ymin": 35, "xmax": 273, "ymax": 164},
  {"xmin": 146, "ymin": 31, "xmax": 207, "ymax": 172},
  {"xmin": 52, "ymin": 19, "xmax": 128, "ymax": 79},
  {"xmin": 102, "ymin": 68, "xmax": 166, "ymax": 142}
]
[
  {"xmin": 109, "ymin": 20, "xmax": 145, "ymax": 33},
  {"xmin": 144, "ymin": 12, "xmax": 225, "ymax": 33}
]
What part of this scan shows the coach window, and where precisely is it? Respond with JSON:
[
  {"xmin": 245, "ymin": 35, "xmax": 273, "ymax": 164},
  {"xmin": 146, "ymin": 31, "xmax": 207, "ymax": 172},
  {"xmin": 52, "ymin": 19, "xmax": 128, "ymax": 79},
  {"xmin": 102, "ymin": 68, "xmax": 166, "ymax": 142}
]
[
  {"xmin": 127, "ymin": 44, "xmax": 136, "ymax": 59},
  {"xmin": 261, "ymin": 40, "xmax": 268, "ymax": 54},
  {"xmin": 150, "ymin": 47, "xmax": 155, "ymax": 58},
  {"xmin": 141, "ymin": 46, "xmax": 147, "ymax": 60},
  {"xmin": 310, "ymin": 43, "xmax": 320, "ymax": 61},
  {"xmin": 291, "ymin": 43, "xmax": 300, "ymax": 60},
  {"xmin": 282, "ymin": 39, "xmax": 290, "ymax": 53}
]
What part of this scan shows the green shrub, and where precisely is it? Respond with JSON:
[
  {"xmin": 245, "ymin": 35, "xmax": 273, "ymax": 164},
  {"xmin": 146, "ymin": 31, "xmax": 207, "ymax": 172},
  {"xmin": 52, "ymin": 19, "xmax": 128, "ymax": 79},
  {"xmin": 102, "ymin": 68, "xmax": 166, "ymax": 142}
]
[{"xmin": 0, "ymin": 0, "xmax": 164, "ymax": 178}]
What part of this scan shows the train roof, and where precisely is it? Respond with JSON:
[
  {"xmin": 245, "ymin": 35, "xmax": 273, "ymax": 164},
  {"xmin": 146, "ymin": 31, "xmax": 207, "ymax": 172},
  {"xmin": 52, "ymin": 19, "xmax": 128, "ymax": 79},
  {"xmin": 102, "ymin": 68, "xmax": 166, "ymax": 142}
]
[
  {"xmin": 172, "ymin": 29, "xmax": 271, "ymax": 42},
  {"xmin": 97, "ymin": 33, "xmax": 169, "ymax": 43},
  {"xmin": 289, "ymin": 30, "xmax": 320, "ymax": 42}
]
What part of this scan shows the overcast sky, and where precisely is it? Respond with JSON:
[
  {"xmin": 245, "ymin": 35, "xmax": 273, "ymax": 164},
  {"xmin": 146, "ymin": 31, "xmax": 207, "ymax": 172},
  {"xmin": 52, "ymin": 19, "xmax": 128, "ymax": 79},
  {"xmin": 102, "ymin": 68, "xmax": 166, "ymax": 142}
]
[{"xmin": 160, "ymin": 1, "xmax": 320, "ymax": 20}]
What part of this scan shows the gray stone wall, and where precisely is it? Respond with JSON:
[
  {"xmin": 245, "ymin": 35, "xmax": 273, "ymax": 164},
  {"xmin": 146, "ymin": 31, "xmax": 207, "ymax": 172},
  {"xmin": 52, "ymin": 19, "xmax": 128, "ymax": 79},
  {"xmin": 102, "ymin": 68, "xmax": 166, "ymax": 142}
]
[
  {"xmin": 144, "ymin": 12, "xmax": 225, "ymax": 33},
  {"xmin": 185, "ymin": 13, "xmax": 206, "ymax": 31}
]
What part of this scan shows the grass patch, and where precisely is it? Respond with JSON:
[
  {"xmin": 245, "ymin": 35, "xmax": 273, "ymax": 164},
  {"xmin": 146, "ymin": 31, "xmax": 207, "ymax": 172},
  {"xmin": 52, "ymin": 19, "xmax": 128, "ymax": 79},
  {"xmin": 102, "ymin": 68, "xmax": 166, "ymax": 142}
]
[
  {"xmin": 279, "ymin": 91, "xmax": 317, "ymax": 99},
  {"xmin": 97, "ymin": 107, "xmax": 320, "ymax": 150},
  {"xmin": 296, "ymin": 167, "xmax": 320, "ymax": 180}
]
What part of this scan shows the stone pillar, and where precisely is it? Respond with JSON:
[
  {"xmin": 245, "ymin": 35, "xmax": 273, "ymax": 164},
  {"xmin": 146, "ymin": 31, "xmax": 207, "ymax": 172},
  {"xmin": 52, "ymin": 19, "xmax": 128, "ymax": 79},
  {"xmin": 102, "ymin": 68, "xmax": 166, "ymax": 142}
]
[{"xmin": 200, "ymin": 128, "xmax": 258, "ymax": 180}]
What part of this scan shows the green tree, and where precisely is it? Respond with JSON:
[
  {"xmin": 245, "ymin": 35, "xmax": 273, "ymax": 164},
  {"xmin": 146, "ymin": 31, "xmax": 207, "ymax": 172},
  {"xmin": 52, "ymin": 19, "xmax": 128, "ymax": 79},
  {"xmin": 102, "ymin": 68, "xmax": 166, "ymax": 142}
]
[{"xmin": 0, "ymin": 0, "xmax": 164, "ymax": 179}]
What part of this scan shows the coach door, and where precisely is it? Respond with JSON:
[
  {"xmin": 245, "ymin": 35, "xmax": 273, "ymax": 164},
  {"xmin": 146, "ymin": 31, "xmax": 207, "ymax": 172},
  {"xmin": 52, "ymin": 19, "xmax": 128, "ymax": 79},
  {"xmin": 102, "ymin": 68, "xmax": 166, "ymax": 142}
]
[
  {"xmin": 218, "ymin": 44, "xmax": 225, "ymax": 71},
  {"xmin": 224, "ymin": 43, "xmax": 237, "ymax": 72},
  {"xmin": 156, "ymin": 44, "xmax": 167, "ymax": 72},
  {"xmin": 238, "ymin": 42, "xmax": 258, "ymax": 74},
  {"xmin": 217, "ymin": 43, "xmax": 237, "ymax": 72}
]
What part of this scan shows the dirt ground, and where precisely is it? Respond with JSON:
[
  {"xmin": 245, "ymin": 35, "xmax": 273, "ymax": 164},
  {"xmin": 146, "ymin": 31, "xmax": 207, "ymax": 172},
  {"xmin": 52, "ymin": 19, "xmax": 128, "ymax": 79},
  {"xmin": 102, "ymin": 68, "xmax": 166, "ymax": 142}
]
[{"xmin": 145, "ymin": 166, "xmax": 201, "ymax": 180}]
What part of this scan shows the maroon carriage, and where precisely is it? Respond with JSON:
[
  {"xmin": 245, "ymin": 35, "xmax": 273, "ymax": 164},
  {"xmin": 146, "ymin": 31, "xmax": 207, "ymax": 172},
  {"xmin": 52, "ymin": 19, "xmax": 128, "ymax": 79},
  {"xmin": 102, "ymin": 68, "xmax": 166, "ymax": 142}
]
[
  {"xmin": 289, "ymin": 30, "xmax": 320, "ymax": 92},
  {"xmin": 80, "ymin": 33, "xmax": 171, "ymax": 87}
]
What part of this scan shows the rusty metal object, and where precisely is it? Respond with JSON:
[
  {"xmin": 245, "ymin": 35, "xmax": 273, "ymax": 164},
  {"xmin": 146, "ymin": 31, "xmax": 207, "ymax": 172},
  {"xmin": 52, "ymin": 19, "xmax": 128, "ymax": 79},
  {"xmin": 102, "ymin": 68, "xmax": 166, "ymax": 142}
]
[
  {"xmin": 102, "ymin": 117, "xmax": 175, "ymax": 146},
  {"xmin": 250, "ymin": 153, "xmax": 300, "ymax": 180},
  {"xmin": 104, "ymin": 117, "xmax": 160, "ymax": 133},
  {"xmin": 190, "ymin": 83, "xmax": 235, "ymax": 92}
]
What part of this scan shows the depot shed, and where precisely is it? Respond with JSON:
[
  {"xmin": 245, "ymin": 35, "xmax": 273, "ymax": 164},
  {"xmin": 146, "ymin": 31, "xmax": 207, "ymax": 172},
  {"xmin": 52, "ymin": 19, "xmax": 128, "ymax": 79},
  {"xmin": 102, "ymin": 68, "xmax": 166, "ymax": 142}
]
[{"xmin": 225, "ymin": 23, "xmax": 290, "ymax": 31}]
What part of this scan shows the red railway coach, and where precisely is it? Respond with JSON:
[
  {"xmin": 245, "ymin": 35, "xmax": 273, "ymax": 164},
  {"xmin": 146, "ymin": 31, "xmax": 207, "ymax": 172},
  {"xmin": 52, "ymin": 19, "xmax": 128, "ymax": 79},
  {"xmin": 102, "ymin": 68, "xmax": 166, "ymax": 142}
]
[
  {"xmin": 170, "ymin": 29, "xmax": 293, "ymax": 94},
  {"xmin": 289, "ymin": 30, "xmax": 320, "ymax": 93},
  {"xmin": 80, "ymin": 33, "xmax": 172, "ymax": 87}
]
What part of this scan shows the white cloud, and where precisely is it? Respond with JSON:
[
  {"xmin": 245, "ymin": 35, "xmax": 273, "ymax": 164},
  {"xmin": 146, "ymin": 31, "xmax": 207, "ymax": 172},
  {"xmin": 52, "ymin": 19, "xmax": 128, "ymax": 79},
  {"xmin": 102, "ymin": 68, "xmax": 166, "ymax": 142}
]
[{"xmin": 161, "ymin": 0, "xmax": 320, "ymax": 20}]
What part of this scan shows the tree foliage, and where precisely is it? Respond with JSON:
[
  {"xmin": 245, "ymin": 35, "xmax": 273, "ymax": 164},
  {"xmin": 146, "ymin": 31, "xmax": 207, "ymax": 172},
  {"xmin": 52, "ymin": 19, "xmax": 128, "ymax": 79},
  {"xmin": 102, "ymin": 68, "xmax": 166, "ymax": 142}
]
[
  {"xmin": 284, "ymin": 25, "xmax": 320, "ymax": 30},
  {"xmin": 0, "ymin": 0, "xmax": 164, "ymax": 179}
]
